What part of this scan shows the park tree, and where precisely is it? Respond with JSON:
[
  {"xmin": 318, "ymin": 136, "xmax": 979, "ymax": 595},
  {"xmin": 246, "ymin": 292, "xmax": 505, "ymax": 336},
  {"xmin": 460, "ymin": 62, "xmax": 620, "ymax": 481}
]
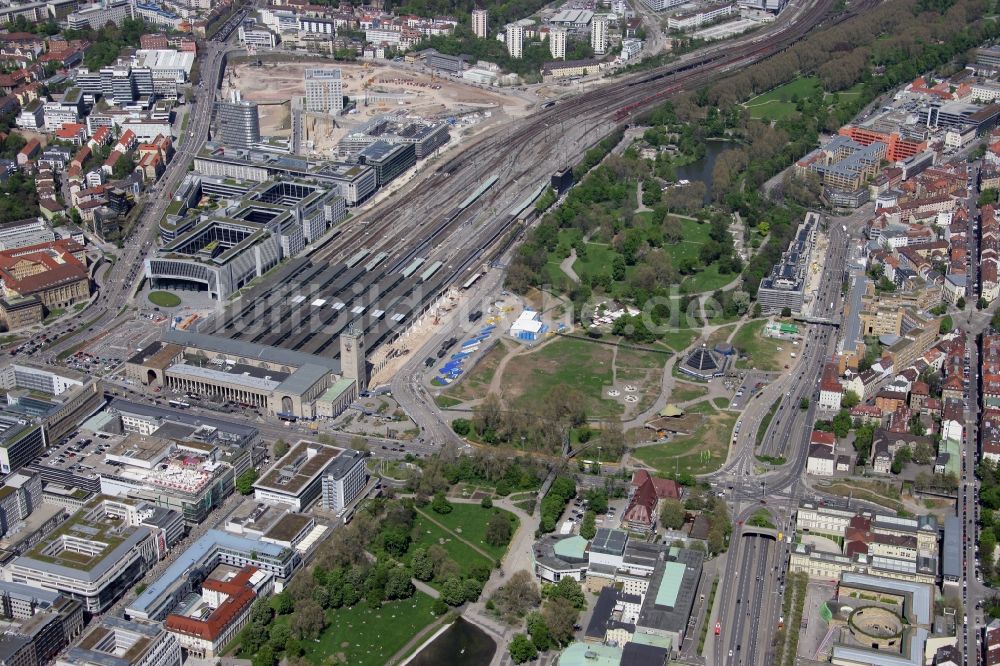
[
  {"xmin": 508, "ymin": 634, "xmax": 538, "ymax": 664},
  {"xmin": 290, "ymin": 600, "xmax": 326, "ymax": 640},
  {"xmin": 311, "ymin": 584, "xmax": 330, "ymax": 609},
  {"xmin": 481, "ymin": 495, "xmax": 493, "ymax": 508},
  {"xmin": 463, "ymin": 577, "xmax": 484, "ymax": 602},
  {"xmin": 385, "ymin": 567, "xmax": 415, "ymax": 600},
  {"xmin": 269, "ymin": 623, "xmax": 291, "ymax": 651},
  {"xmin": 235, "ymin": 469, "xmax": 259, "ymax": 495},
  {"xmin": 270, "ymin": 592, "xmax": 292, "ymax": 615},
  {"xmin": 580, "ymin": 511, "xmax": 597, "ymax": 539},
  {"xmin": 488, "ymin": 570, "xmax": 540, "ymax": 623},
  {"xmin": 660, "ymin": 499, "xmax": 686, "ymax": 530},
  {"xmin": 431, "ymin": 492, "xmax": 453, "ymax": 514},
  {"xmin": 252, "ymin": 645, "xmax": 276, "ymax": 666},
  {"xmin": 380, "ymin": 527, "xmax": 410, "ymax": 557},
  {"xmin": 411, "ymin": 548, "xmax": 434, "ymax": 581},
  {"xmin": 440, "ymin": 576, "xmax": 468, "ymax": 606},
  {"xmin": 542, "ymin": 597, "xmax": 579, "ymax": 647},
  {"xmin": 527, "ymin": 612, "xmax": 552, "ymax": 651},
  {"xmin": 486, "ymin": 513, "xmax": 513, "ymax": 547},
  {"xmin": 544, "ymin": 577, "xmax": 586, "ymax": 609}
]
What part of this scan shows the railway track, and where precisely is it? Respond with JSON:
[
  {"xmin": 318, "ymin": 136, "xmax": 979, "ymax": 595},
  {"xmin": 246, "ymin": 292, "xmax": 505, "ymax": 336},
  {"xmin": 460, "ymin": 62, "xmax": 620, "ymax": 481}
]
[{"xmin": 208, "ymin": 0, "xmax": 876, "ymax": 355}]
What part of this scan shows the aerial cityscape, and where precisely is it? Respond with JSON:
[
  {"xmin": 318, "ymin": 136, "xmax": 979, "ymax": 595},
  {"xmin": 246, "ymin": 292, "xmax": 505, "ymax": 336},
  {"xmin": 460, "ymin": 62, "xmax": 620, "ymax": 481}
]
[{"xmin": 0, "ymin": 0, "xmax": 995, "ymax": 664}]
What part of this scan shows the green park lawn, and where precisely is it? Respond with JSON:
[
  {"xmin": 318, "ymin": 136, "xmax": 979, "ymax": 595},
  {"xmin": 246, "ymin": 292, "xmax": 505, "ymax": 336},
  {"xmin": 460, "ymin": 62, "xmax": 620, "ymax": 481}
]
[
  {"xmin": 408, "ymin": 513, "xmax": 493, "ymax": 578},
  {"xmin": 300, "ymin": 592, "xmax": 439, "ymax": 666},
  {"xmin": 745, "ymin": 77, "xmax": 823, "ymax": 121},
  {"xmin": 420, "ymin": 504, "xmax": 518, "ymax": 562},
  {"xmin": 147, "ymin": 291, "xmax": 181, "ymax": 307},
  {"xmin": 661, "ymin": 327, "xmax": 699, "ymax": 352},
  {"xmin": 671, "ymin": 382, "xmax": 709, "ymax": 403},
  {"xmin": 682, "ymin": 262, "xmax": 738, "ymax": 293},
  {"xmin": 732, "ymin": 320, "xmax": 783, "ymax": 371}
]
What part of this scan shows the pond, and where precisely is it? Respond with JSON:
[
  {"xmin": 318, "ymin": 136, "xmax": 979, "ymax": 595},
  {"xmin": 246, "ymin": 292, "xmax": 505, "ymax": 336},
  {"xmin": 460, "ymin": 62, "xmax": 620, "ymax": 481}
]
[
  {"xmin": 672, "ymin": 139, "xmax": 739, "ymax": 203},
  {"xmin": 406, "ymin": 618, "xmax": 496, "ymax": 666}
]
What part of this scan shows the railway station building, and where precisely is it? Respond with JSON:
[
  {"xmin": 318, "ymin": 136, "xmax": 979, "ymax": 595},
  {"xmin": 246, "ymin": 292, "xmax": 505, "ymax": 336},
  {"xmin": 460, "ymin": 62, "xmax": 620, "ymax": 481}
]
[{"xmin": 128, "ymin": 330, "xmax": 343, "ymax": 420}]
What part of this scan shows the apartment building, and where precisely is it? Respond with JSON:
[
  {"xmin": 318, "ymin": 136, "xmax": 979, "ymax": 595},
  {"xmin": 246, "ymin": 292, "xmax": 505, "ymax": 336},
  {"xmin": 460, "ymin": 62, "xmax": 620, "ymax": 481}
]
[{"xmin": 471, "ymin": 8, "xmax": 488, "ymax": 38}]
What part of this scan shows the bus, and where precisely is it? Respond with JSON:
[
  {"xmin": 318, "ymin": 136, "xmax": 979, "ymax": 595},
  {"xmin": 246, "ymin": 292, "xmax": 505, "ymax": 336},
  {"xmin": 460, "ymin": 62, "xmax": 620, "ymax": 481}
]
[
  {"xmin": 277, "ymin": 412, "xmax": 298, "ymax": 423},
  {"xmin": 168, "ymin": 400, "xmax": 190, "ymax": 409}
]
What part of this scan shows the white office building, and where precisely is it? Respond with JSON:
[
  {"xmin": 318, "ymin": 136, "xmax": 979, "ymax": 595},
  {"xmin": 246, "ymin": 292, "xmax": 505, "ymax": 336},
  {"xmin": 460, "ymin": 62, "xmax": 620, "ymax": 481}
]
[
  {"xmin": 320, "ymin": 448, "xmax": 368, "ymax": 513},
  {"xmin": 591, "ymin": 16, "xmax": 608, "ymax": 55},
  {"xmin": 550, "ymin": 27, "xmax": 567, "ymax": 60},
  {"xmin": 304, "ymin": 68, "xmax": 344, "ymax": 114},
  {"xmin": 505, "ymin": 23, "xmax": 523, "ymax": 59},
  {"xmin": 472, "ymin": 9, "xmax": 488, "ymax": 38}
]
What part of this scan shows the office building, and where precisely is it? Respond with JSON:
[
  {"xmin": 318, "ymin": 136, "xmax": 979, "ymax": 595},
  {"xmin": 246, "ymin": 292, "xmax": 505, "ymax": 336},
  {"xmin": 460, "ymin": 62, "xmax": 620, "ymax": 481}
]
[
  {"xmin": 193, "ymin": 147, "xmax": 377, "ymax": 206},
  {"xmin": 320, "ymin": 448, "xmax": 368, "ymax": 512},
  {"xmin": 126, "ymin": 529, "xmax": 301, "ymax": 621},
  {"xmin": 471, "ymin": 8, "xmax": 488, "ymax": 38},
  {"xmin": 5, "ymin": 498, "xmax": 162, "ymax": 613},
  {"xmin": 0, "ymin": 219, "xmax": 55, "ymax": 251},
  {"xmin": 505, "ymin": 23, "xmax": 523, "ymax": 59},
  {"xmin": 67, "ymin": 0, "xmax": 134, "ymax": 30},
  {"xmin": 550, "ymin": 27, "xmax": 567, "ymax": 60},
  {"xmin": 591, "ymin": 16, "xmax": 608, "ymax": 55},
  {"xmin": 357, "ymin": 140, "xmax": 416, "ymax": 187},
  {"xmin": 338, "ymin": 113, "xmax": 450, "ymax": 159},
  {"xmin": 304, "ymin": 68, "xmax": 343, "ymax": 115},
  {"xmin": 0, "ymin": 473, "xmax": 41, "ymax": 537},
  {"xmin": 424, "ymin": 50, "xmax": 465, "ymax": 74},
  {"xmin": 57, "ymin": 617, "xmax": 181, "ymax": 666},
  {"xmin": 146, "ymin": 178, "xmax": 346, "ymax": 300},
  {"xmin": 253, "ymin": 441, "xmax": 345, "ymax": 511},
  {"xmin": 0, "ymin": 240, "xmax": 90, "ymax": 318},
  {"xmin": 637, "ymin": 0, "xmax": 686, "ymax": 9},
  {"xmin": 164, "ymin": 566, "xmax": 272, "ymax": 659},
  {"xmin": 215, "ymin": 92, "xmax": 259, "ymax": 150}
]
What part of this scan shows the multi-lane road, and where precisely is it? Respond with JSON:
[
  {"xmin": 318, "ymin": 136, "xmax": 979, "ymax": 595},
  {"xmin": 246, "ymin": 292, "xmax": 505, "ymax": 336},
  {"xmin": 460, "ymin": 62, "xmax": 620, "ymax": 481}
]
[{"xmin": 709, "ymin": 217, "xmax": 851, "ymax": 665}]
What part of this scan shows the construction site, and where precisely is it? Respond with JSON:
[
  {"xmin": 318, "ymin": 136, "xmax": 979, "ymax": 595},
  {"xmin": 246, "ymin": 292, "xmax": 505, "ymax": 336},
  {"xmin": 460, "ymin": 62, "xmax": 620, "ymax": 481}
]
[{"xmin": 221, "ymin": 58, "xmax": 535, "ymax": 156}]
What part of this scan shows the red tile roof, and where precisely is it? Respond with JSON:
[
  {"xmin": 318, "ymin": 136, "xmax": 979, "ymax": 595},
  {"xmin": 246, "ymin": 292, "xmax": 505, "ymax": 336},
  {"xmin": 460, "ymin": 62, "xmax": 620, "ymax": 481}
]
[
  {"xmin": 623, "ymin": 477, "xmax": 658, "ymax": 529},
  {"xmin": 630, "ymin": 469, "xmax": 681, "ymax": 500}
]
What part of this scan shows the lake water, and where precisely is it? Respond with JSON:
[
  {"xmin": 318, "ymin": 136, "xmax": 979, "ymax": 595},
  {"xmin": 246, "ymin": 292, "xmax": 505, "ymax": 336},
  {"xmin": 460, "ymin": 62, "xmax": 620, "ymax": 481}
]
[
  {"xmin": 673, "ymin": 140, "xmax": 739, "ymax": 203},
  {"xmin": 407, "ymin": 618, "xmax": 496, "ymax": 666}
]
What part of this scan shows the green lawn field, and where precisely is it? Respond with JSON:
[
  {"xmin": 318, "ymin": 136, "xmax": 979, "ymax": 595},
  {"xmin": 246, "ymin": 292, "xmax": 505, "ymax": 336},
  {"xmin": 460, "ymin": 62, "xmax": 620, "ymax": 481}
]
[
  {"xmin": 303, "ymin": 593, "xmax": 439, "ymax": 666},
  {"xmin": 420, "ymin": 504, "xmax": 518, "ymax": 561}
]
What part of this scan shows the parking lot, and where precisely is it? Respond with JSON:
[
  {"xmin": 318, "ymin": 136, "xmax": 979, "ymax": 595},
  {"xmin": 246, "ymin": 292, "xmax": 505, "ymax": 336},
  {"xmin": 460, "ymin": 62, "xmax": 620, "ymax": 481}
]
[
  {"xmin": 728, "ymin": 371, "xmax": 779, "ymax": 411},
  {"xmin": 559, "ymin": 490, "xmax": 628, "ymax": 535}
]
